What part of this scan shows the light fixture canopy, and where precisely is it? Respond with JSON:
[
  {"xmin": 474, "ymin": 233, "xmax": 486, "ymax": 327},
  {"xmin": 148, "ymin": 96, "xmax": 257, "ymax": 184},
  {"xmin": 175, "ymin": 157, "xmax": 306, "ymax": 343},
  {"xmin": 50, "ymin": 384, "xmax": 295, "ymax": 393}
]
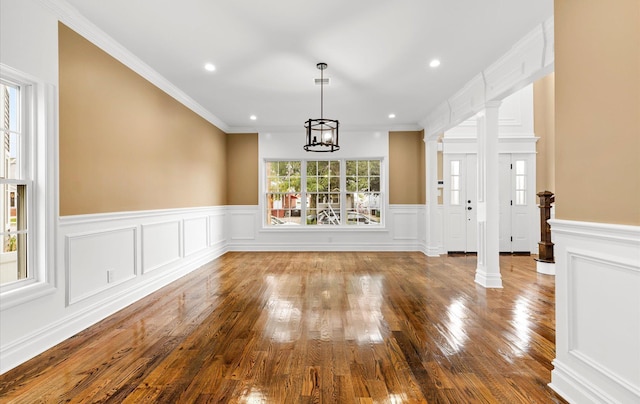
[{"xmin": 304, "ymin": 62, "xmax": 340, "ymax": 152}]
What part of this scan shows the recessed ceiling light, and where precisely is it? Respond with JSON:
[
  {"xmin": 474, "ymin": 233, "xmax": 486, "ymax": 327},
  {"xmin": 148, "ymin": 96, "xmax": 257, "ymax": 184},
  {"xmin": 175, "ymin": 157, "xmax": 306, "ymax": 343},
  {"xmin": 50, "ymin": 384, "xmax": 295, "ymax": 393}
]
[
  {"xmin": 388, "ymin": 113, "xmax": 396, "ymax": 119},
  {"xmin": 250, "ymin": 115, "xmax": 257, "ymax": 121},
  {"xmin": 204, "ymin": 63, "xmax": 216, "ymax": 72},
  {"xmin": 429, "ymin": 59, "xmax": 441, "ymax": 68}
]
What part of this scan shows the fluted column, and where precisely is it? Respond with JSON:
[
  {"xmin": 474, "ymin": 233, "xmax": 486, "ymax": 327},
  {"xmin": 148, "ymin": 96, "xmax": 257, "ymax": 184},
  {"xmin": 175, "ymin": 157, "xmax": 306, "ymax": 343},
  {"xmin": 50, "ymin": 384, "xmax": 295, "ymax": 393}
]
[{"xmin": 475, "ymin": 101, "xmax": 503, "ymax": 288}]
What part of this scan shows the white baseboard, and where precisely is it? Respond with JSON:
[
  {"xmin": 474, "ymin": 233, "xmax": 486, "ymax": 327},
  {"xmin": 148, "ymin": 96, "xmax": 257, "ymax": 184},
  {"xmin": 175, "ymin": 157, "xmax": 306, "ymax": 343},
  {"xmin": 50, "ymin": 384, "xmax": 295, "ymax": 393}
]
[{"xmin": 550, "ymin": 359, "xmax": 620, "ymax": 404}]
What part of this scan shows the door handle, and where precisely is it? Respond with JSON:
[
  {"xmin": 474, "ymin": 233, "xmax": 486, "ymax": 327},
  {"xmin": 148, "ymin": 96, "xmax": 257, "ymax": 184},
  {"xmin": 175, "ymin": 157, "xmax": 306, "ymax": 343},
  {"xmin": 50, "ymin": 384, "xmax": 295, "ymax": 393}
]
[{"xmin": 467, "ymin": 206, "xmax": 472, "ymax": 210}]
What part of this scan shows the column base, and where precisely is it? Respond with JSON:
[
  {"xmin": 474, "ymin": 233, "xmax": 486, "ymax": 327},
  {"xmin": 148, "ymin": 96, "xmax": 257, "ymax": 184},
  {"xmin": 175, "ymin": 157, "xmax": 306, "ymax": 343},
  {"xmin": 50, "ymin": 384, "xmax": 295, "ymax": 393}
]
[
  {"xmin": 425, "ymin": 245, "xmax": 441, "ymax": 257},
  {"xmin": 474, "ymin": 267, "xmax": 503, "ymax": 288},
  {"xmin": 535, "ymin": 259, "xmax": 555, "ymax": 275}
]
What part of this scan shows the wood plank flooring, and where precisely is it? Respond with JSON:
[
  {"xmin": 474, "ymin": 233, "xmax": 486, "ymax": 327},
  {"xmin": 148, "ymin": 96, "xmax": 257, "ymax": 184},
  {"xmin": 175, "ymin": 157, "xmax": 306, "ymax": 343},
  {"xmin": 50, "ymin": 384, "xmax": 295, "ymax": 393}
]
[{"xmin": 0, "ymin": 252, "xmax": 566, "ymax": 403}]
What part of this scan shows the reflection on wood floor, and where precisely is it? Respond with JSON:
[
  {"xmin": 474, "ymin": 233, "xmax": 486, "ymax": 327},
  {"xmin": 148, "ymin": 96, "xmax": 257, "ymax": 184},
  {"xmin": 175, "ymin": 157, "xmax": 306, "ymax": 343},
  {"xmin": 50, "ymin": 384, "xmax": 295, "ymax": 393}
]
[{"xmin": 0, "ymin": 252, "xmax": 567, "ymax": 403}]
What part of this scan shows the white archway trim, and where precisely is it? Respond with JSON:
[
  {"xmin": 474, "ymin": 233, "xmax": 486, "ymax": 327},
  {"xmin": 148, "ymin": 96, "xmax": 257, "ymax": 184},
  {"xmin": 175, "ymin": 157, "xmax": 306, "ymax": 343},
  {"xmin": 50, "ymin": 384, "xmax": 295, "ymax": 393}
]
[{"xmin": 421, "ymin": 16, "xmax": 554, "ymax": 140}]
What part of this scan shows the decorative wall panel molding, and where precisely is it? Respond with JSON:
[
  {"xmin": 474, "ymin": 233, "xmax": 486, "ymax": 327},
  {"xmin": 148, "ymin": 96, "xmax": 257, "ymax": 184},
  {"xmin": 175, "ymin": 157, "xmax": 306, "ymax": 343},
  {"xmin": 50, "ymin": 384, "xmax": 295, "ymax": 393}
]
[
  {"xmin": 227, "ymin": 205, "xmax": 426, "ymax": 251},
  {"xmin": 550, "ymin": 219, "xmax": 640, "ymax": 404},
  {"xmin": 229, "ymin": 209, "xmax": 258, "ymax": 240},
  {"xmin": 141, "ymin": 221, "xmax": 181, "ymax": 274},
  {"xmin": 66, "ymin": 227, "xmax": 137, "ymax": 305},
  {"xmin": 391, "ymin": 208, "xmax": 420, "ymax": 241},
  {"xmin": 425, "ymin": 205, "xmax": 445, "ymax": 256},
  {"xmin": 209, "ymin": 213, "xmax": 226, "ymax": 247},
  {"xmin": 184, "ymin": 216, "xmax": 209, "ymax": 256},
  {"xmin": 0, "ymin": 206, "xmax": 227, "ymax": 374}
]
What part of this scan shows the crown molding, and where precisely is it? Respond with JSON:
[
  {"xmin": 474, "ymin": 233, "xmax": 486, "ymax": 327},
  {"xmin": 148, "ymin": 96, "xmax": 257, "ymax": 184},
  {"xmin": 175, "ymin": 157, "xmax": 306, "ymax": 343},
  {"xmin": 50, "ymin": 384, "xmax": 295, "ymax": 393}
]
[
  {"xmin": 248, "ymin": 123, "xmax": 422, "ymax": 135},
  {"xmin": 37, "ymin": 0, "xmax": 231, "ymax": 133}
]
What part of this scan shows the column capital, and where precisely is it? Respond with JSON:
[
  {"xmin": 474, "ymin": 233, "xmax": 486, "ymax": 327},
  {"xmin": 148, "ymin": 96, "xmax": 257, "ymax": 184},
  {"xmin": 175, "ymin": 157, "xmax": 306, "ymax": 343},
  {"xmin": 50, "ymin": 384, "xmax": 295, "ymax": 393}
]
[{"xmin": 484, "ymin": 100, "xmax": 503, "ymax": 109}]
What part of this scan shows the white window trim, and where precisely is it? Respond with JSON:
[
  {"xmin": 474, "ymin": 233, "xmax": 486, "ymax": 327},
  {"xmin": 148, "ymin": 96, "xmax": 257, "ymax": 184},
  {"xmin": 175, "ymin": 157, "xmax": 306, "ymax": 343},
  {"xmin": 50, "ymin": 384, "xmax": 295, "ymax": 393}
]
[
  {"xmin": 0, "ymin": 64, "xmax": 57, "ymax": 310},
  {"xmin": 263, "ymin": 158, "xmax": 385, "ymax": 229}
]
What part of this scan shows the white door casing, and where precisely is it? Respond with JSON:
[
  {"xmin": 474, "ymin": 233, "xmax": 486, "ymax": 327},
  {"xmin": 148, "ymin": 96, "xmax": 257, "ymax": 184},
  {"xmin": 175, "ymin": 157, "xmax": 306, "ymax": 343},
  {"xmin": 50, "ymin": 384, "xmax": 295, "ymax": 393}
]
[{"xmin": 446, "ymin": 152, "xmax": 535, "ymax": 253}]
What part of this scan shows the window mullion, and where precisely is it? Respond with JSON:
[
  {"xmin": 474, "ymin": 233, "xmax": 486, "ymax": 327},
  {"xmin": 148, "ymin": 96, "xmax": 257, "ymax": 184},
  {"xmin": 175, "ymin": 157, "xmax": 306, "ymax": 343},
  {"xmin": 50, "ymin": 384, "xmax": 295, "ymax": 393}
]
[
  {"xmin": 301, "ymin": 160, "xmax": 307, "ymax": 226},
  {"xmin": 340, "ymin": 159, "xmax": 346, "ymax": 226}
]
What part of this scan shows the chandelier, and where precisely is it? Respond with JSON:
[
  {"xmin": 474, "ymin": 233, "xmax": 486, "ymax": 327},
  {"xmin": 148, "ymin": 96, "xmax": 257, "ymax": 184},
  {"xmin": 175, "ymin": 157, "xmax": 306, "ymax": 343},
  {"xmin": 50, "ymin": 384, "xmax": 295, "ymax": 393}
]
[{"xmin": 304, "ymin": 62, "xmax": 340, "ymax": 152}]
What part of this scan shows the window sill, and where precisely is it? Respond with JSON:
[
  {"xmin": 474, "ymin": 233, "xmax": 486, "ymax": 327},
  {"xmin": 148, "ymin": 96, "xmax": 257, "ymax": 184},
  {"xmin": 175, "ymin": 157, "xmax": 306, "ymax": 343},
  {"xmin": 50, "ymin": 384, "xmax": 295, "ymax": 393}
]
[
  {"xmin": 259, "ymin": 225, "xmax": 388, "ymax": 233},
  {"xmin": 0, "ymin": 281, "xmax": 56, "ymax": 311}
]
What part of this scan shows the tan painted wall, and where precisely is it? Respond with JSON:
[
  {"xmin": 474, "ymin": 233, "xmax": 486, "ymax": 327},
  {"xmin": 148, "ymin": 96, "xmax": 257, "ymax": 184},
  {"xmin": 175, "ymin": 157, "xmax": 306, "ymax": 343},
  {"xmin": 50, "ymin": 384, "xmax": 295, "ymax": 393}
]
[
  {"xmin": 59, "ymin": 24, "xmax": 227, "ymax": 215},
  {"xmin": 389, "ymin": 131, "xmax": 426, "ymax": 204},
  {"xmin": 555, "ymin": 0, "xmax": 640, "ymax": 225},
  {"xmin": 533, "ymin": 73, "xmax": 556, "ymax": 193},
  {"xmin": 226, "ymin": 133, "xmax": 259, "ymax": 205}
]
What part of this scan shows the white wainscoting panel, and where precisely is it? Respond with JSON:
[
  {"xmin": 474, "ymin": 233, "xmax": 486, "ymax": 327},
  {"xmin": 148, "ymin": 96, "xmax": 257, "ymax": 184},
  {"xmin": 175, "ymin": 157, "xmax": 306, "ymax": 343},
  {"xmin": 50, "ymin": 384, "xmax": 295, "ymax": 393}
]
[
  {"xmin": 431, "ymin": 205, "xmax": 445, "ymax": 255},
  {"xmin": 0, "ymin": 206, "xmax": 227, "ymax": 375},
  {"xmin": 391, "ymin": 207, "xmax": 419, "ymax": 241},
  {"xmin": 568, "ymin": 253, "xmax": 639, "ymax": 383},
  {"xmin": 141, "ymin": 221, "xmax": 181, "ymax": 274},
  {"xmin": 184, "ymin": 216, "xmax": 208, "ymax": 256},
  {"xmin": 227, "ymin": 205, "xmax": 425, "ymax": 251},
  {"xmin": 550, "ymin": 219, "xmax": 640, "ymax": 404},
  {"xmin": 229, "ymin": 209, "xmax": 258, "ymax": 240},
  {"xmin": 209, "ymin": 213, "xmax": 225, "ymax": 246},
  {"xmin": 67, "ymin": 227, "xmax": 137, "ymax": 305}
]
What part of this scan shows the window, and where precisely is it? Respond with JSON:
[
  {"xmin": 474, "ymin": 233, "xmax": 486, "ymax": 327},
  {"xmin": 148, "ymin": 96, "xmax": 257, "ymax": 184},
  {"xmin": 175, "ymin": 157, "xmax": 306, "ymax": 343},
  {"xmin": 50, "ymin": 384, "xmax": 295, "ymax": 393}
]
[
  {"xmin": 265, "ymin": 159, "xmax": 383, "ymax": 227},
  {"xmin": 266, "ymin": 161, "xmax": 301, "ymax": 225},
  {"xmin": 0, "ymin": 65, "xmax": 54, "ymax": 307},
  {"xmin": 345, "ymin": 160, "xmax": 381, "ymax": 225},
  {"xmin": 306, "ymin": 160, "xmax": 341, "ymax": 225},
  {"xmin": 0, "ymin": 79, "xmax": 29, "ymax": 286},
  {"xmin": 514, "ymin": 160, "xmax": 526, "ymax": 205}
]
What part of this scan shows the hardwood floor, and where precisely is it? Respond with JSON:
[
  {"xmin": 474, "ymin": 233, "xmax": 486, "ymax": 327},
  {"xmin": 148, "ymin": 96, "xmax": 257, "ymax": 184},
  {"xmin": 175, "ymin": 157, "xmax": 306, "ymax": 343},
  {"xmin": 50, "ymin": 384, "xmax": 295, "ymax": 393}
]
[{"xmin": 0, "ymin": 252, "xmax": 566, "ymax": 403}]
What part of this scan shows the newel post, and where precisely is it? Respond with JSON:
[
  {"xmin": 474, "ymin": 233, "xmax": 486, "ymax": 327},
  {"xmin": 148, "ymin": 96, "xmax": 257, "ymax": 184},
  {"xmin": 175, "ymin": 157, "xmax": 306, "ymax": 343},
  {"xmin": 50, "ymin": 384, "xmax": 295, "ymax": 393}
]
[{"xmin": 535, "ymin": 191, "xmax": 555, "ymax": 275}]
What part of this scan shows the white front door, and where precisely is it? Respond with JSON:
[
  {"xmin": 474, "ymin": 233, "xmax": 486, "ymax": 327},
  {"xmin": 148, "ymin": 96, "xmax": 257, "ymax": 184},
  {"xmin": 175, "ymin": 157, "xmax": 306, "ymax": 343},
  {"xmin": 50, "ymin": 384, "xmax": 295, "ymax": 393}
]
[
  {"xmin": 499, "ymin": 155, "xmax": 512, "ymax": 252},
  {"xmin": 498, "ymin": 154, "xmax": 533, "ymax": 253},
  {"xmin": 444, "ymin": 154, "xmax": 477, "ymax": 253}
]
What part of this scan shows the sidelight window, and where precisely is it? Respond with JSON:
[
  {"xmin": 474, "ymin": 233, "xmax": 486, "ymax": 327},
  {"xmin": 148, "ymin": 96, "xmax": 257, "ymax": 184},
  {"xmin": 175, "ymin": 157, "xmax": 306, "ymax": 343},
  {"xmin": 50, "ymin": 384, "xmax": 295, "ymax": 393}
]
[
  {"xmin": 450, "ymin": 160, "xmax": 461, "ymax": 206},
  {"xmin": 515, "ymin": 160, "xmax": 526, "ymax": 205}
]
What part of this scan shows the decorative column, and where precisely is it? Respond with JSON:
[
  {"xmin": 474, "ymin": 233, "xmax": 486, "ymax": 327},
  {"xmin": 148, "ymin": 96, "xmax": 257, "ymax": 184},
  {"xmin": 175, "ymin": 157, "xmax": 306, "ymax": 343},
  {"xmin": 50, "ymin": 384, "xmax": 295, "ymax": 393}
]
[
  {"xmin": 475, "ymin": 101, "xmax": 503, "ymax": 288},
  {"xmin": 425, "ymin": 136, "xmax": 440, "ymax": 256}
]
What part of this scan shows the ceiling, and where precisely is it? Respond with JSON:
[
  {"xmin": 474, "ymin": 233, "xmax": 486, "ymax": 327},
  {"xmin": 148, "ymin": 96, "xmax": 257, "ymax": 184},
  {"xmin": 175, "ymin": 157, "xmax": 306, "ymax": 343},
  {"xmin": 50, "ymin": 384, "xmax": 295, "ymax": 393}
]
[{"xmin": 63, "ymin": 0, "xmax": 553, "ymax": 133}]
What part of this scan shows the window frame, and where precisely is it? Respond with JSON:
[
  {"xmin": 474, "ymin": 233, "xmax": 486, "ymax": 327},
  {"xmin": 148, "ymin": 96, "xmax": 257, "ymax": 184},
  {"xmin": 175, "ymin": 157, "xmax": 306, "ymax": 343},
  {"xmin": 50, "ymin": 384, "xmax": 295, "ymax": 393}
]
[
  {"xmin": 1, "ymin": 79, "xmax": 32, "ymax": 287},
  {"xmin": 0, "ymin": 64, "xmax": 56, "ymax": 309},
  {"xmin": 263, "ymin": 158, "xmax": 385, "ymax": 229}
]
